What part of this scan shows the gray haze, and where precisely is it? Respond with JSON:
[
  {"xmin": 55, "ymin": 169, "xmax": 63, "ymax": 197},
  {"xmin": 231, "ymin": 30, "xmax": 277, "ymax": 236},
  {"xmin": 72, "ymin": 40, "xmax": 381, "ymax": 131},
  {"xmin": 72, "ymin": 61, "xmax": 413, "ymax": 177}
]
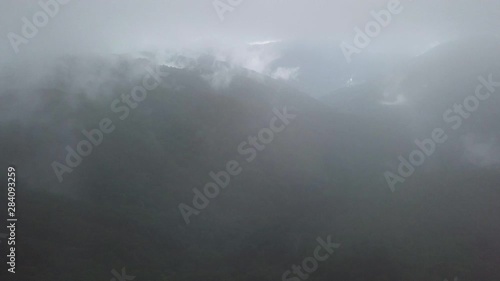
[
  {"xmin": 1, "ymin": 0, "xmax": 499, "ymax": 63},
  {"xmin": 2, "ymin": 1, "xmax": 500, "ymax": 280}
]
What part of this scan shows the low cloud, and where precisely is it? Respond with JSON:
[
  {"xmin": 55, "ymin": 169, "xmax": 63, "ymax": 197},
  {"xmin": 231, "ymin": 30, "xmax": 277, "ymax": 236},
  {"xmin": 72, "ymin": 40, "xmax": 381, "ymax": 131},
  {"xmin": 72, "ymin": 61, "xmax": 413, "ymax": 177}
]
[
  {"xmin": 462, "ymin": 134, "xmax": 500, "ymax": 167},
  {"xmin": 271, "ymin": 67, "xmax": 300, "ymax": 81}
]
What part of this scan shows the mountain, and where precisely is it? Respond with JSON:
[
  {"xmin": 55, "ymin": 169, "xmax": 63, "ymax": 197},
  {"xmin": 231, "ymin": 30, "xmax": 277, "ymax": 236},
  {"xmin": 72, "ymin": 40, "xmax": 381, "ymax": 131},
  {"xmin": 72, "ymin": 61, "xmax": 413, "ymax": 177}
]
[{"xmin": 1, "ymin": 43, "xmax": 500, "ymax": 280}]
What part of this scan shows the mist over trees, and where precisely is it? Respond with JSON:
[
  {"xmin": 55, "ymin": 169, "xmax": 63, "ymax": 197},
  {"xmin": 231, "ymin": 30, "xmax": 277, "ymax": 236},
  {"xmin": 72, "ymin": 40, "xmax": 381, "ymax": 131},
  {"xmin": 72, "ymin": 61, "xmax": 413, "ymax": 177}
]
[{"xmin": 1, "ymin": 1, "xmax": 500, "ymax": 280}]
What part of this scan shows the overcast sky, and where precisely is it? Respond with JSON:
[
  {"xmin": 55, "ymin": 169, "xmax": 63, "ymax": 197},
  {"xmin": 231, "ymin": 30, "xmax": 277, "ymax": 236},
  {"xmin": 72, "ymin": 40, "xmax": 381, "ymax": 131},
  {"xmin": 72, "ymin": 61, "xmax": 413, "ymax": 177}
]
[{"xmin": 0, "ymin": 0, "xmax": 499, "ymax": 64}]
